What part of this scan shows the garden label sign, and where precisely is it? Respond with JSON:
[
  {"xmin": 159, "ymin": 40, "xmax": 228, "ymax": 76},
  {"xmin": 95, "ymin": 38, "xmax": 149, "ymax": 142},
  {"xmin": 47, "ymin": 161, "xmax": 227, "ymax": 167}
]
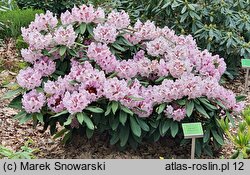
[
  {"xmin": 241, "ymin": 59, "xmax": 250, "ymax": 93},
  {"xmin": 182, "ymin": 123, "xmax": 203, "ymax": 159}
]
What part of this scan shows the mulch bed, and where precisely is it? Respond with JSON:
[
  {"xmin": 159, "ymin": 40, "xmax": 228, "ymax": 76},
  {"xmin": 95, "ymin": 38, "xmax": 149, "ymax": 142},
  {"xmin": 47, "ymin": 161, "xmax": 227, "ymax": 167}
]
[{"xmin": 0, "ymin": 41, "xmax": 248, "ymax": 159}]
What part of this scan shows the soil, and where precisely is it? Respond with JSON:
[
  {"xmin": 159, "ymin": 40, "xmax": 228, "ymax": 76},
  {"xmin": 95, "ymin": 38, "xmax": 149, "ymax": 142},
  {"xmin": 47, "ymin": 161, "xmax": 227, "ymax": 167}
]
[{"xmin": 0, "ymin": 41, "xmax": 248, "ymax": 159}]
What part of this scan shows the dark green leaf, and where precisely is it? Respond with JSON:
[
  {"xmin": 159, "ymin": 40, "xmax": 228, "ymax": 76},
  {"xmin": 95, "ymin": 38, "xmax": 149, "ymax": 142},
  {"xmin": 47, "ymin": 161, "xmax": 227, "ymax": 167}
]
[
  {"xmin": 119, "ymin": 125, "xmax": 130, "ymax": 147},
  {"xmin": 186, "ymin": 100, "xmax": 194, "ymax": 117},
  {"xmin": 120, "ymin": 37, "xmax": 133, "ymax": 46},
  {"xmin": 211, "ymin": 129, "xmax": 224, "ymax": 145},
  {"xmin": 62, "ymin": 131, "xmax": 72, "ymax": 144},
  {"xmin": 105, "ymin": 103, "xmax": 112, "ymax": 116},
  {"xmin": 53, "ymin": 128, "xmax": 68, "ymax": 139},
  {"xmin": 176, "ymin": 99, "xmax": 186, "ymax": 106},
  {"xmin": 127, "ymin": 96, "xmax": 144, "ymax": 101},
  {"xmin": 195, "ymin": 104, "xmax": 210, "ymax": 118},
  {"xmin": 121, "ymin": 105, "xmax": 133, "ymax": 116},
  {"xmin": 130, "ymin": 116, "xmax": 141, "ymax": 137},
  {"xmin": 87, "ymin": 24, "xmax": 94, "ymax": 36},
  {"xmin": 8, "ymin": 95, "xmax": 22, "ymax": 109},
  {"xmin": 48, "ymin": 47, "xmax": 59, "ymax": 54},
  {"xmin": 226, "ymin": 111, "xmax": 235, "ymax": 127},
  {"xmin": 119, "ymin": 110, "xmax": 127, "ymax": 125},
  {"xmin": 155, "ymin": 76, "xmax": 165, "ymax": 83},
  {"xmin": 107, "ymin": 72, "xmax": 118, "ymax": 78},
  {"xmin": 204, "ymin": 145, "xmax": 213, "ymax": 157},
  {"xmin": 63, "ymin": 116, "xmax": 72, "ymax": 126},
  {"xmin": 112, "ymin": 43, "xmax": 126, "ymax": 51},
  {"xmin": 203, "ymin": 129, "xmax": 210, "ymax": 143},
  {"xmin": 85, "ymin": 106, "xmax": 104, "ymax": 113},
  {"xmin": 110, "ymin": 132, "xmax": 119, "ymax": 145},
  {"xmin": 13, "ymin": 111, "xmax": 27, "ymax": 120},
  {"xmin": 160, "ymin": 120, "xmax": 171, "ymax": 136},
  {"xmin": 111, "ymin": 101, "xmax": 119, "ymax": 114},
  {"xmin": 236, "ymin": 95, "xmax": 246, "ymax": 102},
  {"xmin": 59, "ymin": 46, "xmax": 67, "ymax": 56},
  {"xmin": 82, "ymin": 112, "xmax": 94, "ymax": 130},
  {"xmin": 156, "ymin": 103, "xmax": 166, "ymax": 114},
  {"xmin": 170, "ymin": 121, "xmax": 179, "ymax": 137},
  {"xmin": 195, "ymin": 139, "xmax": 202, "ymax": 157},
  {"xmin": 79, "ymin": 23, "xmax": 86, "ymax": 34},
  {"xmin": 109, "ymin": 116, "xmax": 119, "ymax": 130},
  {"xmin": 136, "ymin": 118, "xmax": 149, "ymax": 131},
  {"xmin": 76, "ymin": 112, "xmax": 84, "ymax": 124},
  {"xmin": 199, "ymin": 98, "xmax": 217, "ymax": 110},
  {"xmin": 2, "ymin": 88, "xmax": 23, "ymax": 99},
  {"xmin": 86, "ymin": 128, "xmax": 94, "ymax": 139},
  {"xmin": 36, "ymin": 113, "xmax": 43, "ymax": 123},
  {"xmin": 51, "ymin": 110, "xmax": 68, "ymax": 118},
  {"xmin": 19, "ymin": 114, "xmax": 32, "ymax": 124},
  {"xmin": 68, "ymin": 49, "xmax": 78, "ymax": 57}
]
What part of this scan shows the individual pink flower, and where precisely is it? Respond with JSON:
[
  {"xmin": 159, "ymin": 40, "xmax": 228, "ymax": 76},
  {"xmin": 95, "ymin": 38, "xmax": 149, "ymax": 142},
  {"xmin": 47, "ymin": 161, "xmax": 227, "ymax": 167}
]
[
  {"xmin": 23, "ymin": 30, "xmax": 53, "ymax": 50},
  {"xmin": 72, "ymin": 4, "xmax": 96, "ymax": 23},
  {"xmin": 134, "ymin": 20, "xmax": 158, "ymax": 41},
  {"xmin": 16, "ymin": 67, "xmax": 42, "ymax": 90},
  {"xmin": 47, "ymin": 94, "xmax": 65, "ymax": 113},
  {"xmin": 116, "ymin": 60, "xmax": 138, "ymax": 79},
  {"xmin": 20, "ymin": 48, "xmax": 42, "ymax": 63},
  {"xmin": 93, "ymin": 23, "xmax": 118, "ymax": 43},
  {"xmin": 107, "ymin": 10, "xmax": 130, "ymax": 29},
  {"xmin": 168, "ymin": 59, "xmax": 192, "ymax": 78},
  {"xmin": 33, "ymin": 57, "xmax": 56, "ymax": 76},
  {"xmin": 26, "ymin": 11, "xmax": 58, "ymax": 32},
  {"xmin": 62, "ymin": 91, "xmax": 91, "ymax": 114},
  {"xmin": 164, "ymin": 105, "xmax": 174, "ymax": 116},
  {"xmin": 22, "ymin": 90, "xmax": 46, "ymax": 113},
  {"xmin": 172, "ymin": 108, "xmax": 186, "ymax": 121},
  {"xmin": 60, "ymin": 10, "xmax": 74, "ymax": 25},
  {"xmin": 146, "ymin": 36, "xmax": 170, "ymax": 56},
  {"xmin": 53, "ymin": 25, "xmax": 76, "ymax": 47},
  {"xmin": 87, "ymin": 42, "xmax": 119, "ymax": 73},
  {"xmin": 87, "ymin": 42, "xmax": 112, "ymax": 60},
  {"xmin": 132, "ymin": 100, "xmax": 154, "ymax": 118},
  {"xmin": 103, "ymin": 78, "xmax": 129, "ymax": 101},
  {"xmin": 93, "ymin": 7, "xmax": 105, "ymax": 23}
]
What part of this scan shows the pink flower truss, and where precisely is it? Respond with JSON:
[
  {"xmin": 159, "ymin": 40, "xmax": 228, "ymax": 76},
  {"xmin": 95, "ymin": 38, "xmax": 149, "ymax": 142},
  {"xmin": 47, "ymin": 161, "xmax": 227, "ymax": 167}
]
[
  {"xmin": 47, "ymin": 94, "xmax": 65, "ymax": 113},
  {"xmin": 17, "ymin": 67, "xmax": 42, "ymax": 90},
  {"xmin": 20, "ymin": 49, "xmax": 42, "ymax": 63},
  {"xmin": 22, "ymin": 90, "xmax": 46, "ymax": 113},
  {"xmin": 62, "ymin": 91, "xmax": 91, "ymax": 114},
  {"xmin": 107, "ymin": 10, "xmax": 130, "ymax": 29},
  {"xmin": 93, "ymin": 23, "xmax": 118, "ymax": 43},
  {"xmin": 53, "ymin": 25, "xmax": 77, "ymax": 47},
  {"xmin": 33, "ymin": 57, "xmax": 56, "ymax": 76}
]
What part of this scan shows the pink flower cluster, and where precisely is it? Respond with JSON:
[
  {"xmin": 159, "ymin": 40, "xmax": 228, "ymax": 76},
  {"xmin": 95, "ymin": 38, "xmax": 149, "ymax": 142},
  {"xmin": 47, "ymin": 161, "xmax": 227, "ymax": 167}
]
[
  {"xmin": 165, "ymin": 106, "xmax": 186, "ymax": 122},
  {"xmin": 54, "ymin": 25, "xmax": 77, "ymax": 47},
  {"xmin": 60, "ymin": 4, "xmax": 105, "ymax": 25},
  {"xmin": 18, "ymin": 5, "xmax": 244, "ymax": 121},
  {"xmin": 22, "ymin": 90, "xmax": 46, "ymax": 113}
]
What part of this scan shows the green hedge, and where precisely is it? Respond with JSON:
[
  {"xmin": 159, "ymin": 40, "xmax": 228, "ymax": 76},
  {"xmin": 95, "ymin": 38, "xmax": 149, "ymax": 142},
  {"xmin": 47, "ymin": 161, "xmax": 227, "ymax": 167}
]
[{"xmin": 0, "ymin": 9, "xmax": 43, "ymax": 39}]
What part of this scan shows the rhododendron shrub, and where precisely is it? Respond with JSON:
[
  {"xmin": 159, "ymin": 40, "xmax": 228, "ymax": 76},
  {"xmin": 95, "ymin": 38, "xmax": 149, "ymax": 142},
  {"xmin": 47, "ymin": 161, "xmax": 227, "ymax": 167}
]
[{"xmin": 5, "ymin": 4, "xmax": 245, "ymax": 155}]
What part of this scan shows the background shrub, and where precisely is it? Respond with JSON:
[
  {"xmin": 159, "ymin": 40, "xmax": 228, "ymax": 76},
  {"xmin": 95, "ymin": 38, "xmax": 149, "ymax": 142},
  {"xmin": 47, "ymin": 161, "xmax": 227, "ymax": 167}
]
[
  {"xmin": 111, "ymin": 0, "xmax": 250, "ymax": 74},
  {"xmin": 16, "ymin": 0, "xmax": 110, "ymax": 15},
  {"xmin": 0, "ymin": 8, "xmax": 43, "ymax": 39}
]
